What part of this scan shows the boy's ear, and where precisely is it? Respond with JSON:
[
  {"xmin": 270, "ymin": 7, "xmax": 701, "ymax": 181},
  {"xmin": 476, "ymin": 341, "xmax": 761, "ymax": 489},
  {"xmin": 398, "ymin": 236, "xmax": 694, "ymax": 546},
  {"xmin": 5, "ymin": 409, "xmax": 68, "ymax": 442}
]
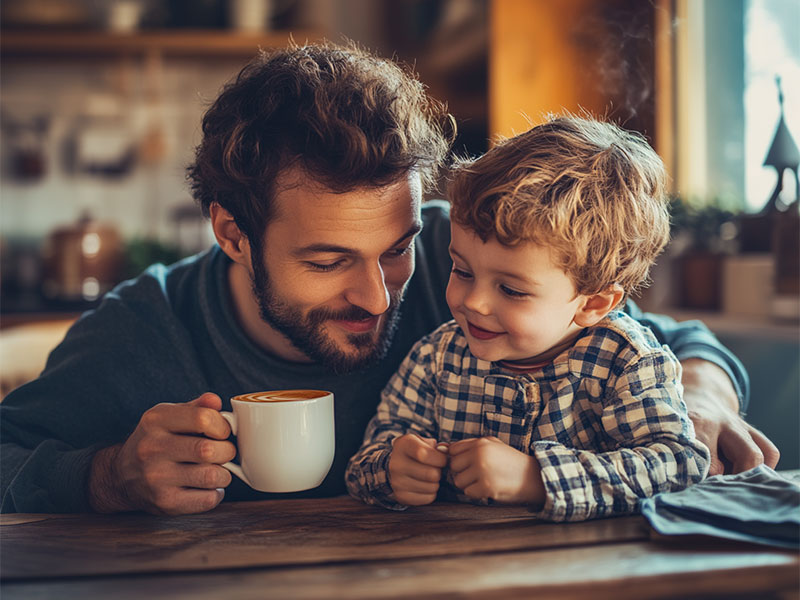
[
  {"xmin": 573, "ymin": 284, "xmax": 625, "ymax": 327},
  {"xmin": 210, "ymin": 202, "xmax": 252, "ymax": 269}
]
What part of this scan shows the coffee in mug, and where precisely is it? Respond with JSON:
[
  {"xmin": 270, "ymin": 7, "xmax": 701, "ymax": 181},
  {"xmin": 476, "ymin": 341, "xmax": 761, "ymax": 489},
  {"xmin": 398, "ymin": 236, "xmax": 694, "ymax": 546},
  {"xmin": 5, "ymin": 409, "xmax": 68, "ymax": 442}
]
[
  {"xmin": 235, "ymin": 390, "xmax": 329, "ymax": 402},
  {"xmin": 220, "ymin": 390, "xmax": 335, "ymax": 493}
]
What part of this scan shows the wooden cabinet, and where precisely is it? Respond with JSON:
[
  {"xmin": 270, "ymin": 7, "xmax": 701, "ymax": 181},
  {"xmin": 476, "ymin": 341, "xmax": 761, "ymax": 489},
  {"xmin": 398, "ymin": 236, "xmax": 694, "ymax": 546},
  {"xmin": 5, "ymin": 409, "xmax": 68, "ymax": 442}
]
[{"xmin": 489, "ymin": 0, "xmax": 662, "ymax": 153}]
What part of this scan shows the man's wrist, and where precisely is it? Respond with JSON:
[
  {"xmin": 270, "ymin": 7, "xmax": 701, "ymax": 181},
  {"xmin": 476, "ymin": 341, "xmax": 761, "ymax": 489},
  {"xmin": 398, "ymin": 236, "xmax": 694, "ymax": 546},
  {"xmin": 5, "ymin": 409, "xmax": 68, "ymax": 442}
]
[
  {"xmin": 680, "ymin": 358, "xmax": 741, "ymax": 414},
  {"xmin": 88, "ymin": 444, "xmax": 130, "ymax": 514}
]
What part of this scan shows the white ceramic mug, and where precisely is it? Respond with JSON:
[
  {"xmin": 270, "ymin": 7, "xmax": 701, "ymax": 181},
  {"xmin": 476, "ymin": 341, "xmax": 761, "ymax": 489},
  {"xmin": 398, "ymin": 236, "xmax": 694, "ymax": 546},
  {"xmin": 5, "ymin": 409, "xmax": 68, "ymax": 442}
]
[{"xmin": 220, "ymin": 390, "xmax": 335, "ymax": 493}]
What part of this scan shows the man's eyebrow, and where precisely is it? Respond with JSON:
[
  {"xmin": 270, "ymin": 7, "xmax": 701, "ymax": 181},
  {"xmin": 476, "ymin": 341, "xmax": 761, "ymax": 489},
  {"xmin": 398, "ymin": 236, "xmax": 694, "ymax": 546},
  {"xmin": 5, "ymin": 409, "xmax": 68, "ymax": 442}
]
[{"xmin": 292, "ymin": 222, "xmax": 423, "ymax": 256}]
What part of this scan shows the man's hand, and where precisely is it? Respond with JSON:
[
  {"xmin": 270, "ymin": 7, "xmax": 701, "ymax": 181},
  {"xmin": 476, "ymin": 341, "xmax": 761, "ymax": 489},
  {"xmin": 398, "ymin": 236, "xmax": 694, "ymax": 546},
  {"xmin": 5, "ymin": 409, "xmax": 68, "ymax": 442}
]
[
  {"xmin": 388, "ymin": 433, "xmax": 448, "ymax": 506},
  {"xmin": 448, "ymin": 437, "xmax": 544, "ymax": 505},
  {"xmin": 682, "ymin": 358, "xmax": 780, "ymax": 475},
  {"xmin": 89, "ymin": 393, "xmax": 236, "ymax": 515}
]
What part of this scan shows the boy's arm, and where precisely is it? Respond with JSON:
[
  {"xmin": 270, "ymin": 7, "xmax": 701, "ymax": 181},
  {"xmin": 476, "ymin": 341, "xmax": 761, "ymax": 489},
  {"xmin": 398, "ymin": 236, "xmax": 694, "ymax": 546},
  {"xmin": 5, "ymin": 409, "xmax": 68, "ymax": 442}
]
[
  {"xmin": 529, "ymin": 351, "xmax": 710, "ymax": 522},
  {"xmin": 624, "ymin": 300, "xmax": 748, "ymax": 409},
  {"xmin": 624, "ymin": 300, "xmax": 779, "ymax": 474},
  {"xmin": 345, "ymin": 337, "xmax": 440, "ymax": 510}
]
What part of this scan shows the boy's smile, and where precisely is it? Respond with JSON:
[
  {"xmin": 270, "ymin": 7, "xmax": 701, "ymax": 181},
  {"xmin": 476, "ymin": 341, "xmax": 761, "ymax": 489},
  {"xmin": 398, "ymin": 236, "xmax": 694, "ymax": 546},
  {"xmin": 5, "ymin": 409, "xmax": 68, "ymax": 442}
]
[
  {"xmin": 445, "ymin": 222, "xmax": 589, "ymax": 364},
  {"xmin": 466, "ymin": 321, "xmax": 504, "ymax": 340}
]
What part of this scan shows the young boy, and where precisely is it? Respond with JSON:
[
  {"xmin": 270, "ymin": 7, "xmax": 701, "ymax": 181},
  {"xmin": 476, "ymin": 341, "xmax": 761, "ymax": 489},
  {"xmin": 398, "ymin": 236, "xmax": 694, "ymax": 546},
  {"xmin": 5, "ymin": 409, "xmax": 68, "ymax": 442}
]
[{"xmin": 345, "ymin": 116, "xmax": 710, "ymax": 521}]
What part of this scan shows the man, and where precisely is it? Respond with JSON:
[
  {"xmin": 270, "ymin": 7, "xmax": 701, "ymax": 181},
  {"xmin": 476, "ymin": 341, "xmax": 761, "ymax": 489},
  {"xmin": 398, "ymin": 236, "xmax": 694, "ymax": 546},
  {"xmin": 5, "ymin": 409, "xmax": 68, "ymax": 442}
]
[{"xmin": 0, "ymin": 42, "xmax": 778, "ymax": 515}]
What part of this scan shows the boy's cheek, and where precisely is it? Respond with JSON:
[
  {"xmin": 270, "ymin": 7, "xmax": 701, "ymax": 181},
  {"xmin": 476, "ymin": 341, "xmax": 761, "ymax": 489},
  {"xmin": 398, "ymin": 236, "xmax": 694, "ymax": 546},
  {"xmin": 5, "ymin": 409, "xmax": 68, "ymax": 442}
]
[{"xmin": 444, "ymin": 277, "xmax": 461, "ymax": 313}]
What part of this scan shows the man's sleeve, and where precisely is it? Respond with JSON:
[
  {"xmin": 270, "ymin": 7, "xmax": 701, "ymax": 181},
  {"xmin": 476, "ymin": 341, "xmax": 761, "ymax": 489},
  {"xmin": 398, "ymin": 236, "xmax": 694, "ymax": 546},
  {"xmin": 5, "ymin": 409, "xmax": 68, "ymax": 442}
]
[
  {"xmin": 1, "ymin": 437, "xmax": 103, "ymax": 513},
  {"xmin": 0, "ymin": 313, "xmax": 132, "ymax": 513},
  {"xmin": 1, "ymin": 274, "xmax": 204, "ymax": 513},
  {"xmin": 623, "ymin": 300, "xmax": 750, "ymax": 413}
]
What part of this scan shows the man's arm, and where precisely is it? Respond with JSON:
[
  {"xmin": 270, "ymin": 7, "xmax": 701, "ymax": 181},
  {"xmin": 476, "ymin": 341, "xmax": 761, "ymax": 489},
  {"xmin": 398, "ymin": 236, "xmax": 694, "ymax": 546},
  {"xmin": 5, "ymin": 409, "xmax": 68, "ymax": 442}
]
[
  {"xmin": 1, "ymin": 260, "xmax": 235, "ymax": 514},
  {"xmin": 1, "ymin": 440, "xmax": 102, "ymax": 513},
  {"xmin": 624, "ymin": 300, "xmax": 780, "ymax": 474},
  {"xmin": 2, "ymin": 341, "xmax": 236, "ymax": 516},
  {"xmin": 681, "ymin": 358, "xmax": 779, "ymax": 475}
]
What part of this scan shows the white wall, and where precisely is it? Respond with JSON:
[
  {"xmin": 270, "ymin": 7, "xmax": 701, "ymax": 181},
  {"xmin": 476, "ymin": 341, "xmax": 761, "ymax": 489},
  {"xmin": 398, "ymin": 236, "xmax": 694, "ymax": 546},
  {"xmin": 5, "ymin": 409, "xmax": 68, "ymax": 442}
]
[{"xmin": 1, "ymin": 56, "xmax": 245, "ymax": 246}]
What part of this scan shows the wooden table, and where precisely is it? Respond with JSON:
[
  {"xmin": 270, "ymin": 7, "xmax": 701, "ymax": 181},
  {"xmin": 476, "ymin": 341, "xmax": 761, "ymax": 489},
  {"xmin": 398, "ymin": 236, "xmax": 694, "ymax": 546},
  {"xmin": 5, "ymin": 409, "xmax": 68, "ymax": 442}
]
[{"xmin": 1, "ymin": 496, "xmax": 797, "ymax": 599}]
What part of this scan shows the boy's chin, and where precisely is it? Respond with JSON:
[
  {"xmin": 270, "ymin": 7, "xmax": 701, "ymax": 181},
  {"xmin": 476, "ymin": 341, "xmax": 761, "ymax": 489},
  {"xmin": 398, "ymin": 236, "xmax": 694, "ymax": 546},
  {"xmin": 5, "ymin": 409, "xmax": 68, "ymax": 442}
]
[
  {"xmin": 465, "ymin": 345, "xmax": 506, "ymax": 363},
  {"xmin": 467, "ymin": 343, "xmax": 551, "ymax": 364}
]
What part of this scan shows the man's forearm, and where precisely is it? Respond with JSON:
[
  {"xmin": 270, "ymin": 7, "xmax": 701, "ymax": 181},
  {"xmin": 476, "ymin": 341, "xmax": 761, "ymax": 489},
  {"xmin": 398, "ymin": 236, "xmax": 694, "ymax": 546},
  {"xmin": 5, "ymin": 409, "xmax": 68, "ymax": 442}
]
[
  {"xmin": 681, "ymin": 358, "xmax": 740, "ymax": 414},
  {"xmin": 88, "ymin": 444, "xmax": 132, "ymax": 514},
  {"xmin": 679, "ymin": 357, "xmax": 780, "ymax": 474}
]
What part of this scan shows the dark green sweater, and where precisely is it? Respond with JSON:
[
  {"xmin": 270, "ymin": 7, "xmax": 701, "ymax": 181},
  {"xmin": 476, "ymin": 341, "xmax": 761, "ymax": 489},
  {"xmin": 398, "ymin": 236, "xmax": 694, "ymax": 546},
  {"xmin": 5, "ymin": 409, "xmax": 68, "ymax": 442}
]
[{"xmin": 0, "ymin": 202, "xmax": 748, "ymax": 513}]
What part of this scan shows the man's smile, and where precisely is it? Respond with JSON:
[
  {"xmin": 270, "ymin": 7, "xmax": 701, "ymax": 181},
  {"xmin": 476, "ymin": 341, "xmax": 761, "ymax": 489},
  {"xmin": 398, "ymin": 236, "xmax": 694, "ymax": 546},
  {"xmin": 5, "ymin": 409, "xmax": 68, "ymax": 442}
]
[{"xmin": 332, "ymin": 315, "xmax": 381, "ymax": 334}]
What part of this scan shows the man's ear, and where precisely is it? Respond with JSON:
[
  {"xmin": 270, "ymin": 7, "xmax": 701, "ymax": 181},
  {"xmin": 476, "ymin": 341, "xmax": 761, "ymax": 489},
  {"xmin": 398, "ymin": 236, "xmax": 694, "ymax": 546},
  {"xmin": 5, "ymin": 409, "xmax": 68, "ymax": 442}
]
[
  {"xmin": 573, "ymin": 284, "xmax": 625, "ymax": 327},
  {"xmin": 209, "ymin": 202, "xmax": 252, "ymax": 269}
]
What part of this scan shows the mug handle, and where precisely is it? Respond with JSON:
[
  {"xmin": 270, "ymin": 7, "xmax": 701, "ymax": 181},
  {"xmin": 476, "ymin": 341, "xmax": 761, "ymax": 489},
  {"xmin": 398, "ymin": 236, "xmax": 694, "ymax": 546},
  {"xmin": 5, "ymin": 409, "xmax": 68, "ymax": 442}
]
[{"xmin": 219, "ymin": 411, "xmax": 255, "ymax": 489}]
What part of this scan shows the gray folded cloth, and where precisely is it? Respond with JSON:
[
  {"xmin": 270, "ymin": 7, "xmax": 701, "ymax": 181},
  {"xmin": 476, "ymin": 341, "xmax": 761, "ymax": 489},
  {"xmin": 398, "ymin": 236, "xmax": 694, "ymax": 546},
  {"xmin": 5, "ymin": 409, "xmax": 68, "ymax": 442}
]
[{"xmin": 640, "ymin": 465, "xmax": 800, "ymax": 549}]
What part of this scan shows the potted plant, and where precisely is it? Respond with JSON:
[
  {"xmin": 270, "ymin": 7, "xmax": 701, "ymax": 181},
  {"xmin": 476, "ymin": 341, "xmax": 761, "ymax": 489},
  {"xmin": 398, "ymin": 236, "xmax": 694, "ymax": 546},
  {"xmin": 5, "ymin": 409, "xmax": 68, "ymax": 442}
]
[{"xmin": 669, "ymin": 197, "xmax": 738, "ymax": 310}]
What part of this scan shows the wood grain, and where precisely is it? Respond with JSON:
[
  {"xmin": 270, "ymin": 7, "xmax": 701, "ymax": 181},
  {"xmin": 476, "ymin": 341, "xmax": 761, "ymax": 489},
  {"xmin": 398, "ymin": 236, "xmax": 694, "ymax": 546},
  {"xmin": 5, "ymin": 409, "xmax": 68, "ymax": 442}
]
[
  {"xmin": 2, "ymin": 542, "xmax": 796, "ymax": 600},
  {"xmin": 0, "ymin": 497, "xmax": 648, "ymax": 580}
]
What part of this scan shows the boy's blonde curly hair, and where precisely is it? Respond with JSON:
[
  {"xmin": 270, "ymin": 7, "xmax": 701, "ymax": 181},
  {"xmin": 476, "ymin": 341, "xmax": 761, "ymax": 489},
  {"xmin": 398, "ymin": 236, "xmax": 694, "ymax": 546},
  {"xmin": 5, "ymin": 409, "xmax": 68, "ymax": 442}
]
[{"xmin": 447, "ymin": 115, "xmax": 670, "ymax": 297}]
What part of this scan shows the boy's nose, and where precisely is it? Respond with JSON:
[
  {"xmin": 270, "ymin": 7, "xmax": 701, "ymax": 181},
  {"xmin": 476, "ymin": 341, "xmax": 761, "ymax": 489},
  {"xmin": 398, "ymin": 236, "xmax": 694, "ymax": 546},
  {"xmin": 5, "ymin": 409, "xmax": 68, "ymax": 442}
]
[
  {"xmin": 344, "ymin": 262, "xmax": 391, "ymax": 316},
  {"xmin": 462, "ymin": 286, "xmax": 491, "ymax": 316}
]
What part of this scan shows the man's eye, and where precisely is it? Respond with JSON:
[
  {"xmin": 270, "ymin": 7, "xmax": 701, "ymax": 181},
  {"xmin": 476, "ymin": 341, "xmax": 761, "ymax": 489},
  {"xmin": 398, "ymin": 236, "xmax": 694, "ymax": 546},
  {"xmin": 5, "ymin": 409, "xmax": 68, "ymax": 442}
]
[
  {"xmin": 500, "ymin": 284, "xmax": 528, "ymax": 298},
  {"xmin": 387, "ymin": 245, "xmax": 412, "ymax": 258},
  {"xmin": 452, "ymin": 268, "xmax": 473, "ymax": 280},
  {"xmin": 306, "ymin": 261, "xmax": 343, "ymax": 272}
]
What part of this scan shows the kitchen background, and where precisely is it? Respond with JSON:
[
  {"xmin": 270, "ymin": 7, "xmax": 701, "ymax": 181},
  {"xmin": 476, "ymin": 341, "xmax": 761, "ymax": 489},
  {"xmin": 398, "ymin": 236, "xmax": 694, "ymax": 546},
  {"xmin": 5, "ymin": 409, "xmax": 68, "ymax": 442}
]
[
  {"xmin": 1, "ymin": 0, "xmax": 498, "ymax": 309},
  {"xmin": 1, "ymin": 0, "xmax": 798, "ymax": 467}
]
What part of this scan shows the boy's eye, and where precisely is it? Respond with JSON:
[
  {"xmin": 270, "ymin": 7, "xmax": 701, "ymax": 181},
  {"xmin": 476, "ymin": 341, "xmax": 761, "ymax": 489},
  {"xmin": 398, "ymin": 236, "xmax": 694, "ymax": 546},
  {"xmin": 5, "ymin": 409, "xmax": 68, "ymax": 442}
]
[
  {"xmin": 500, "ymin": 284, "xmax": 528, "ymax": 298},
  {"xmin": 306, "ymin": 260, "xmax": 344, "ymax": 272},
  {"xmin": 452, "ymin": 267, "xmax": 473, "ymax": 280}
]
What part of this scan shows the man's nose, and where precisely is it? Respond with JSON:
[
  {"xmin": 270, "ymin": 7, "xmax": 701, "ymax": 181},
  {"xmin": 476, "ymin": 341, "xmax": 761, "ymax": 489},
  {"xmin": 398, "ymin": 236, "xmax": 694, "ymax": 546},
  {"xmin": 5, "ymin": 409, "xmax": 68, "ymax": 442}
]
[{"xmin": 344, "ymin": 262, "xmax": 391, "ymax": 315}]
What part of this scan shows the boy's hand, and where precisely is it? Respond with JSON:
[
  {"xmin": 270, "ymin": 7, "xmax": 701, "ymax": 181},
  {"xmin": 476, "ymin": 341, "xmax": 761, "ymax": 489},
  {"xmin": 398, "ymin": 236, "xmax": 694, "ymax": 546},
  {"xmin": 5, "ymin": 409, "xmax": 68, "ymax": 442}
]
[
  {"xmin": 388, "ymin": 434, "xmax": 448, "ymax": 506},
  {"xmin": 449, "ymin": 437, "xmax": 545, "ymax": 505}
]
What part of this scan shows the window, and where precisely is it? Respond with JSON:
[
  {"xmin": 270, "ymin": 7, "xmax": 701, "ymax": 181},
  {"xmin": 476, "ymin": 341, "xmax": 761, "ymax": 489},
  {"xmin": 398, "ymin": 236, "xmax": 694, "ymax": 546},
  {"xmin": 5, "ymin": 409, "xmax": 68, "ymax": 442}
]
[
  {"xmin": 744, "ymin": 0, "xmax": 800, "ymax": 211},
  {"xmin": 673, "ymin": 0, "xmax": 799, "ymax": 211}
]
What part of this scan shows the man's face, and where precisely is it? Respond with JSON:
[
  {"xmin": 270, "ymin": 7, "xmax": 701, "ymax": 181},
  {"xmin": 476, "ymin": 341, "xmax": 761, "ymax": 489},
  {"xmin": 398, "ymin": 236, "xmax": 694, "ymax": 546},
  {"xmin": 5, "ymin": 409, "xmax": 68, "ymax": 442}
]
[{"xmin": 251, "ymin": 170, "xmax": 422, "ymax": 373}]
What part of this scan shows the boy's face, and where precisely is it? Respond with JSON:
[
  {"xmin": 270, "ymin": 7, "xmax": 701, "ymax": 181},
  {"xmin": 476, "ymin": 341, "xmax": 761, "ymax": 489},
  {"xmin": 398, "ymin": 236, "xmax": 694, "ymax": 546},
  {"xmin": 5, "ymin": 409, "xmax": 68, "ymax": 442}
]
[{"xmin": 446, "ymin": 222, "xmax": 587, "ymax": 363}]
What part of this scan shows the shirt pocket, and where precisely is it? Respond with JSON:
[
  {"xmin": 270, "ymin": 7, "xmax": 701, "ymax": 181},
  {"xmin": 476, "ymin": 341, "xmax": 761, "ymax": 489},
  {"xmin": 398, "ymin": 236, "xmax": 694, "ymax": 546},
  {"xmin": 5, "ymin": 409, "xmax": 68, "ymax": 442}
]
[
  {"xmin": 481, "ymin": 376, "xmax": 537, "ymax": 451},
  {"xmin": 435, "ymin": 371, "xmax": 491, "ymax": 439}
]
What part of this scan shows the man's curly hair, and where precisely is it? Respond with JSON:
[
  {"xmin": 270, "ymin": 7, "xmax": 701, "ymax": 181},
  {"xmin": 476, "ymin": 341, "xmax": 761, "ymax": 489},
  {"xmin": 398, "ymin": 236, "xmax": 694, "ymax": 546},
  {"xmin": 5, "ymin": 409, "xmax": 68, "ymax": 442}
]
[{"xmin": 188, "ymin": 41, "xmax": 455, "ymax": 247}]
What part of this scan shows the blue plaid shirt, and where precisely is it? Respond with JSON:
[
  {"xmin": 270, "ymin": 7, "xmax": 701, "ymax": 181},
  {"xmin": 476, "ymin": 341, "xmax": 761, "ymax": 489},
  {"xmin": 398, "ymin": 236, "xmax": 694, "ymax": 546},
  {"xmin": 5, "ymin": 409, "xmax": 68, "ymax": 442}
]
[{"xmin": 346, "ymin": 311, "xmax": 710, "ymax": 521}]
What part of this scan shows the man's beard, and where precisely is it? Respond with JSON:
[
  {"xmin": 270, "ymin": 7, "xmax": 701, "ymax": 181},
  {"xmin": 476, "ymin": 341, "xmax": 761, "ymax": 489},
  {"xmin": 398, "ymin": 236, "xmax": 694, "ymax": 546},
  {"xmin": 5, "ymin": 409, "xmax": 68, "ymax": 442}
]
[{"xmin": 251, "ymin": 255, "xmax": 405, "ymax": 374}]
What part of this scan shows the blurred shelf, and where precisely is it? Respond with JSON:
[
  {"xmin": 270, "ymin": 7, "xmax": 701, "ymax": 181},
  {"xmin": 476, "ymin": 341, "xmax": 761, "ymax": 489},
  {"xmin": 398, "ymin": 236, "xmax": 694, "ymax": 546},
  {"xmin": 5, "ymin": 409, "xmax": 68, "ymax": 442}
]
[
  {"xmin": 0, "ymin": 29, "xmax": 324, "ymax": 58},
  {"xmin": 0, "ymin": 311, "xmax": 82, "ymax": 330},
  {"xmin": 0, "ymin": 293, "xmax": 98, "ymax": 329},
  {"xmin": 664, "ymin": 309, "xmax": 799, "ymax": 343}
]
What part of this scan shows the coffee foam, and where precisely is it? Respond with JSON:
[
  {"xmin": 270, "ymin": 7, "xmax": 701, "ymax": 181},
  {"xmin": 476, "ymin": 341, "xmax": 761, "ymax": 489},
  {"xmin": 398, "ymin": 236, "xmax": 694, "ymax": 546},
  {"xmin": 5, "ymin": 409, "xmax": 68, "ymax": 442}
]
[{"xmin": 233, "ymin": 390, "xmax": 329, "ymax": 403}]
